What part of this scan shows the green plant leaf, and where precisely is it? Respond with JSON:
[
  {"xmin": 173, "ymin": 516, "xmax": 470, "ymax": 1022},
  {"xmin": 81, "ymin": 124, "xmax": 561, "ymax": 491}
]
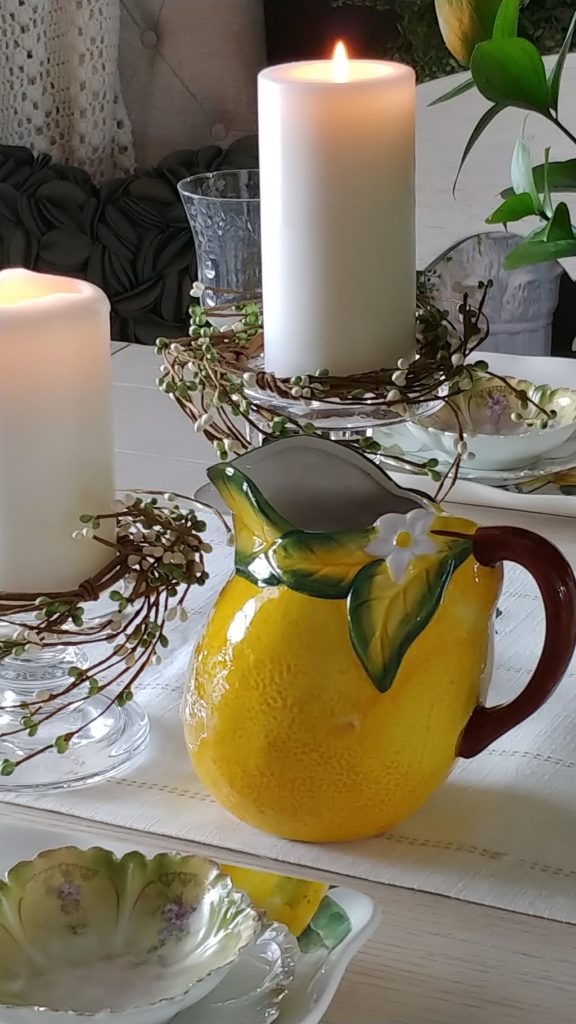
[
  {"xmin": 470, "ymin": 38, "xmax": 551, "ymax": 115},
  {"xmin": 543, "ymin": 201, "xmax": 574, "ymax": 242},
  {"xmin": 548, "ymin": 10, "xmax": 576, "ymax": 114},
  {"xmin": 347, "ymin": 541, "xmax": 472, "ymax": 694},
  {"xmin": 503, "ymin": 236, "xmax": 576, "ymax": 269},
  {"xmin": 542, "ymin": 148, "xmax": 553, "ymax": 217},
  {"xmin": 510, "ymin": 132, "xmax": 543, "ymax": 212},
  {"xmin": 502, "ymin": 158, "xmax": 576, "ymax": 196},
  {"xmin": 434, "ymin": 0, "xmax": 502, "ymax": 66},
  {"xmin": 492, "ymin": 0, "xmax": 519, "ymax": 39},
  {"xmin": 429, "ymin": 76, "xmax": 476, "ymax": 106},
  {"xmin": 454, "ymin": 103, "xmax": 504, "ymax": 191},
  {"xmin": 268, "ymin": 529, "xmax": 375, "ymax": 600},
  {"xmin": 486, "ymin": 191, "xmax": 537, "ymax": 224},
  {"xmin": 207, "ymin": 464, "xmax": 293, "ymax": 586}
]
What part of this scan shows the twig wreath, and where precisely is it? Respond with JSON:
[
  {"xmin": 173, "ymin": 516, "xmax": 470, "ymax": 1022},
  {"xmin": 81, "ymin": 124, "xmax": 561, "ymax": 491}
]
[
  {"xmin": 157, "ymin": 284, "xmax": 555, "ymax": 503},
  {"xmin": 0, "ymin": 492, "xmax": 224, "ymax": 777}
]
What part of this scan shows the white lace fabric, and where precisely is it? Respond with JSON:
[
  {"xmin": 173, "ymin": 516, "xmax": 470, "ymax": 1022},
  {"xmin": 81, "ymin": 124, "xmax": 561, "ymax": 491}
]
[{"xmin": 0, "ymin": 0, "xmax": 134, "ymax": 181}]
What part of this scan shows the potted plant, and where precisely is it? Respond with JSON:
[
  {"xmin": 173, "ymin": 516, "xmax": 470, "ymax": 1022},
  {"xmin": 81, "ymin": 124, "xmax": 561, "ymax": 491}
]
[{"xmin": 433, "ymin": 0, "xmax": 576, "ymax": 270}]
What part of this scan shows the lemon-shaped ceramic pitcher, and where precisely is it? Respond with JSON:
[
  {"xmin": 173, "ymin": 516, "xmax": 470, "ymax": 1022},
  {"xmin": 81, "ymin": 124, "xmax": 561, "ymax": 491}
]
[{"xmin": 183, "ymin": 437, "xmax": 576, "ymax": 842}]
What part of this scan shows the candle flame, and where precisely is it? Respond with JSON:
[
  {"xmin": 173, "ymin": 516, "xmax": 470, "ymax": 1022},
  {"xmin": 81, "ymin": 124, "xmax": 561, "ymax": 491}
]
[{"xmin": 332, "ymin": 41, "xmax": 349, "ymax": 83}]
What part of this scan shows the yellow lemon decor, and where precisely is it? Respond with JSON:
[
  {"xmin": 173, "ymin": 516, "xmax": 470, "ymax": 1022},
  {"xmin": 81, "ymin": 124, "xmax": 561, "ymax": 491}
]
[
  {"xmin": 183, "ymin": 437, "xmax": 576, "ymax": 843},
  {"xmin": 220, "ymin": 864, "xmax": 328, "ymax": 937}
]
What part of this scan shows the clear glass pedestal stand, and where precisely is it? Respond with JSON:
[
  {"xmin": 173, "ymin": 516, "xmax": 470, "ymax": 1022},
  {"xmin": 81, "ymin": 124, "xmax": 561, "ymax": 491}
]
[
  {"xmin": 243, "ymin": 359, "xmax": 405, "ymax": 447},
  {"xmin": 0, "ymin": 498, "xmax": 230, "ymax": 794},
  {"xmin": 0, "ymin": 598, "xmax": 150, "ymax": 793}
]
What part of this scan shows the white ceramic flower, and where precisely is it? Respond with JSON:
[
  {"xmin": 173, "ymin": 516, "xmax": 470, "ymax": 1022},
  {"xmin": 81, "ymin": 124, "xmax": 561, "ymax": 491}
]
[{"xmin": 365, "ymin": 508, "xmax": 437, "ymax": 582}]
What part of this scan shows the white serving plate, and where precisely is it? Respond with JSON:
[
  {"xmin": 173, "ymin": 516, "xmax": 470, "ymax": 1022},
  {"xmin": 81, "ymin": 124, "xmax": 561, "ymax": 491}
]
[{"xmin": 0, "ymin": 815, "xmax": 380, "ymax": 1024}]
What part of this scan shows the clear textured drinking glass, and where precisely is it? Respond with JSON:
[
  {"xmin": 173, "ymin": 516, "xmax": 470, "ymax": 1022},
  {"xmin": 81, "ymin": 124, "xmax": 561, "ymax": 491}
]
[{"xmin": 178, "ymin": 170, "xmax": 261, "ymax": 317}]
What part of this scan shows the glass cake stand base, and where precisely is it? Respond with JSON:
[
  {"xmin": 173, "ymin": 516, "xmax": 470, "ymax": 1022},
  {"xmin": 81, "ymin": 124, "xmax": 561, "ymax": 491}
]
[
  {"xmin": 0, "ymin": 586, "xmax": 150, "ymax": 791},
  {"xmin": 0, "ymin": 646, "xmax": 150, "ymax": 793},
  {"xmin": 243, "ymin": 356, "xmax": 404, "ymax": 445}
]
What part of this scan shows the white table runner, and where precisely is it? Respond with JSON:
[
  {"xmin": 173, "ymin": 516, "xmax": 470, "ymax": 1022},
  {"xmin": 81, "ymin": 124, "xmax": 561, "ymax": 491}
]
[{"xmin": 2, "ymin": 550, "xmax": 575, "ymax": 926}]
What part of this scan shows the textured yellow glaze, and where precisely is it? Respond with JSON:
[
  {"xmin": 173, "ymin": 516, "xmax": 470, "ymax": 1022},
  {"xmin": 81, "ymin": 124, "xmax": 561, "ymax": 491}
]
[
  {"xmin": 184, "ymin": 516, "xmax": 502, "ymax": 842},
  {"xmin": 220, "ymin": 864, "xmax": 327, "ymax": 935}
]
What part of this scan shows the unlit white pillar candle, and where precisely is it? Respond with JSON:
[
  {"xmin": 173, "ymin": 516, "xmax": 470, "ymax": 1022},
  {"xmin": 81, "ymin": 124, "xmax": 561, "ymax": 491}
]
[
  {"xmin": 258, "ymin": 45, "xmax": 415, "ymax": 377},
  {"xmin": 0, "ymin": 269, "xmax": 114, "ymax": 592}
]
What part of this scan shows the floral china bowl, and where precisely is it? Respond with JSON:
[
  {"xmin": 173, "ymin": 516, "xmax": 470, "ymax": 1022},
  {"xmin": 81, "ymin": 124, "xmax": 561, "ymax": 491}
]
[
  {"xmin": 405, "ymin": 375, "xmax": 576, "ymax": 470},
  {"xmin": 0, "ymin": 846, "xmax": 260, "ymax": 1024}
]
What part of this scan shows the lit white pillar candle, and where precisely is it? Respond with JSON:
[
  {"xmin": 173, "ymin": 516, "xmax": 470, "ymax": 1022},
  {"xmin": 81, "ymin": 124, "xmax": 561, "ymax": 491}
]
[
  {"xmin": 0, "ymin": 269, "xmax": 114, "ymax": 592},
  {"xmin": 258, "ymin": 44, "xmax": 415, "ymax": 378}
]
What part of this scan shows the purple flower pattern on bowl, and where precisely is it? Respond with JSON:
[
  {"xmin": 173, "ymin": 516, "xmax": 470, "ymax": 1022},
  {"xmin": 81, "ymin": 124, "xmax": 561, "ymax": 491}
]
[
  {"xmin": 159, "ymin": 896, "xmax": 195, "ymax": 944},
  {"xmin": 56, "ymin": 880, "xmax": 81, "ymax": 915},
  {"xmin": 484, "ymin": 391, "xmax": 512, "ymax": 430}
]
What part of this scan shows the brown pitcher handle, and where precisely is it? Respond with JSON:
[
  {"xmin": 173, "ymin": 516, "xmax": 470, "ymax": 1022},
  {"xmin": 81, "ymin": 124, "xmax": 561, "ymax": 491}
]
[{"xmin": 457, "ymin": 526, "xmax": 576, "ymax": 759}]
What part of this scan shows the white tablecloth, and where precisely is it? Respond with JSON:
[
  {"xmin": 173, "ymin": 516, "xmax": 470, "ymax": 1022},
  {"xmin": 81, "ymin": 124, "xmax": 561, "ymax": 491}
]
[{"xmin": 2, "ymin": 545, "xmax": 575, "ymax": 925}]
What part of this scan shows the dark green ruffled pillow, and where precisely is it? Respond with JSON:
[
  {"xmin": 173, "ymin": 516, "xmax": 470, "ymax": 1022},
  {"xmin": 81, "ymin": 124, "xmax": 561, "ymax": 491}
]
[{"xmin": 0, "ymin": 136, "xmax": 258, "ymax": 344}]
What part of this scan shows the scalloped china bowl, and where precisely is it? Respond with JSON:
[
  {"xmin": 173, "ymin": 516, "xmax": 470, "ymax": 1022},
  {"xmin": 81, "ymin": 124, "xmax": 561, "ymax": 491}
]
[
  {"xmin": 405, "ymin": 375, "xmax": 576, "ymax": 470},
  {"xmin": 0, "ymin": 846, "xmax": 260, "ymax": 1024}
]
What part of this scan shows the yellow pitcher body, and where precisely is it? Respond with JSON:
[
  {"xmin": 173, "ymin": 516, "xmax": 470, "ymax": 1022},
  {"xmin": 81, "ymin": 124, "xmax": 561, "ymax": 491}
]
[{"xmin": 183, "ymin": 437, "xmax": 576, "ymax": 842}]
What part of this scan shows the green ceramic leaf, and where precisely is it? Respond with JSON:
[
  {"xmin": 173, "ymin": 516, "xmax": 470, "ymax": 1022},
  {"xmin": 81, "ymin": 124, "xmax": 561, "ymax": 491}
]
[
  {"xmin": 268, "ymin": 528, "xmax": 375, "ymax": 599},
  {"xmin": 298, "ymin": 896, "xmax": 352, "ymax": 953},
  {"xmin": 348, "ymin": 541, "xmax": 472, "ymax": 694},
  {"xmin": 470, "ymin": 38, "xmax": 550, "ymax": 115},
  {"xmin": 208, "ymin": 464, "xmax": 293, "ymax": 586}
]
